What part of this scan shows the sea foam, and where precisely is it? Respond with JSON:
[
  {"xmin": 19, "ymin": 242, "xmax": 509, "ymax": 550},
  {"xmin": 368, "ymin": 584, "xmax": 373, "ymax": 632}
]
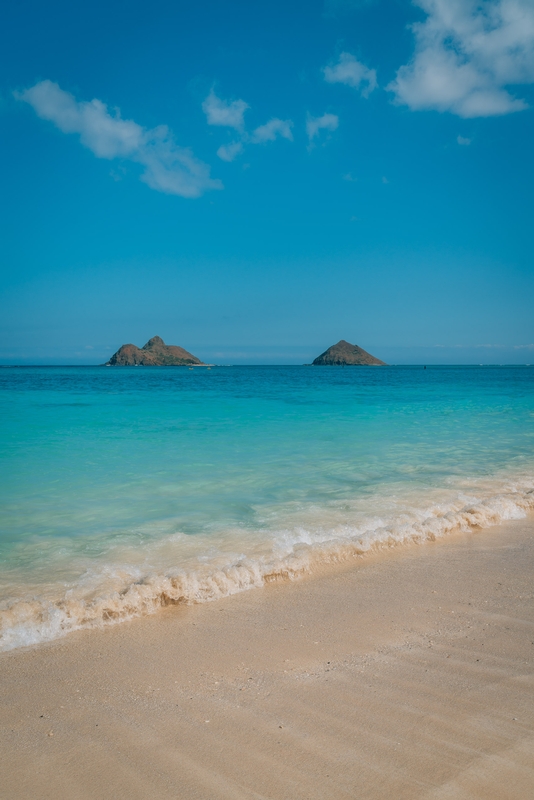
[{"xmin": 1, "ymin": 478, "xmax": 533, "ymax": 652}]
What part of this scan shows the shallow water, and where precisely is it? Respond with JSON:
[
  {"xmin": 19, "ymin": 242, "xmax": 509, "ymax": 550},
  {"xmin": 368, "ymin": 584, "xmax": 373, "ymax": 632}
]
[{"xmin": 1, "ymin": 365, "xmax": 534, "ymax": 650}]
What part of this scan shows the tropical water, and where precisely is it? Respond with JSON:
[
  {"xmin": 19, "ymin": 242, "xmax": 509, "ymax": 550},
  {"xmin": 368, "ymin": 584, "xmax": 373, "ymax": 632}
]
[{"xmin": 1, "ymin": 365, "xmax": 534, "ymax": 651}]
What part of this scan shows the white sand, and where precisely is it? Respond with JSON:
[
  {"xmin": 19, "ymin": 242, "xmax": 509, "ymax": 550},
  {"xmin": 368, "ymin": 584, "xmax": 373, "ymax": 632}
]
[{"xmin": 1, "ymin": 517, "xmax": 534, "ymax": 799}]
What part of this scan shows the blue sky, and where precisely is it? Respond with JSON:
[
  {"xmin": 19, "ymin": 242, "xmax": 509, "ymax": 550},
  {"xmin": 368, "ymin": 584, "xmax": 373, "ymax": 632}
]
[{"xmin": 1, "ymin": 0, "xmax": 533, "ymax": 364}]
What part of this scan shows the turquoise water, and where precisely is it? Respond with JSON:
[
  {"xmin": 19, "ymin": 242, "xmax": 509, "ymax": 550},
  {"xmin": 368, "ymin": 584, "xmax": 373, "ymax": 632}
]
[{"xmin": 1, "ymin": 365, "xmax": 534, "ymax": 650}]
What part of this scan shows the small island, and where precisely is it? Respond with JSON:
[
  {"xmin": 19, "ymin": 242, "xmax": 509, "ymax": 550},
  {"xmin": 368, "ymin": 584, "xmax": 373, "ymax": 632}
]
[
  {"xmin": 312, "ymin": 340, "xmax": 386, "ymax": 366},
  {"xmin": 105, "ymin": 336, "xmax": 204, "ymax": 366}
]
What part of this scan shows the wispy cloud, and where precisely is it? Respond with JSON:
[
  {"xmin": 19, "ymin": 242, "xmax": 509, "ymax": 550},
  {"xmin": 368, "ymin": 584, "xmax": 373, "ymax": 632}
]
[
  {"xmin": 203, "ymin": 89, "xmax": 294, "ymax": 161},
  {"xmin": 251, "ymin": 118, "xmax": 293, "ymax": 143},
  {"xmin": 17, "ymin": 80, "xmax": 222, "ymax": 198},
  {"xmin": 323, "ymin": 52, "xmax": 378, "ymax": 97},
  {"xmin": 216, "ymin": 141, "xmax": 244, "ymax": 162},
  {"xmin": 202, "ymin": 89, "xmax": 249, "ymax": 131},
  {"xmin": 306, "ymin": 112, "xmax": 339, "ymax": 143},
  {"xmin": 457, "ymin": 135, "xmax": 472, "ymax": 145},
  {"xmin": 388, "ymin": 0, "xmax": 534, "ymax": 117}
]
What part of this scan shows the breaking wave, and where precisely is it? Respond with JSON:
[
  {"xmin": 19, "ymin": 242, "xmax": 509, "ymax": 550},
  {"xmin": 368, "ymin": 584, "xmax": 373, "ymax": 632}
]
[{"xmin": 1, "ymin": 478, "xmax": 534, "ymax": 652}]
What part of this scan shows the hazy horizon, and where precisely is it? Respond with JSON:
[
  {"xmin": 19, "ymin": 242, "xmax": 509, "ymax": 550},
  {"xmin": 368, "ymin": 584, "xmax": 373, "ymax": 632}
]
[{"xmin": 1, "ymin": 342, "xmax": 533, "ymax": 366}]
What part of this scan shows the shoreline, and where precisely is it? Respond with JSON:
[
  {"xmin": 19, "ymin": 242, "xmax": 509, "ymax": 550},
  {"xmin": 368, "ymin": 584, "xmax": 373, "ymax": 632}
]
[
  {"xmin": 1, "ymin": 517, "xmax": 534, "ymax": 798},
  {"xmin": 3, "ymin": 478, "xmax": 534, "ymax": 652}
]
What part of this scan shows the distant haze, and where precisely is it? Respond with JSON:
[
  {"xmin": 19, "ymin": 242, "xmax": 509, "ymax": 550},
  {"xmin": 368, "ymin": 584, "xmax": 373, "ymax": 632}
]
[{"xmin": 1, "ymin": 344, "xmax": 532, "ymax": 367}]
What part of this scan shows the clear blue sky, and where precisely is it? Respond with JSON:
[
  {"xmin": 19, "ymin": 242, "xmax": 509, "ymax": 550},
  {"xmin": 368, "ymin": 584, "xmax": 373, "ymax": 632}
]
[{"xmin": 1, "ymin": 0, "xmax": 533, "ymax": 364}]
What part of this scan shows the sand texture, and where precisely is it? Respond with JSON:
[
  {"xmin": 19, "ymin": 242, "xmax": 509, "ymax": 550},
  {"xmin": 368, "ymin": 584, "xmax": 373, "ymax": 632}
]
[{"xmin": 1, "ymin": 518, "xmax": 534, "ymax": 799}]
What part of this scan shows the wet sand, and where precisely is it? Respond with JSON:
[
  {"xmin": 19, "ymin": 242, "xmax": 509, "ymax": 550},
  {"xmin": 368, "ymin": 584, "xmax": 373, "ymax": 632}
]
[{"xmin": 1, "ymin": 517, "xmax": 534, "ymax": 799}]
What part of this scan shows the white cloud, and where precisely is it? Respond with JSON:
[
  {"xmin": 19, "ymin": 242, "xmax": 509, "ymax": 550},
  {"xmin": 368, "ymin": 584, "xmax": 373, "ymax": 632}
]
[
  {"xmin": 202, "ymin": 89, "xmax": 293, "ymax": 159},
  {"xmin": 19, "ymin": 81, "xmax": 143, "ymax": 157},
  {"xmin": 323, "ymin": 52, "xmax": 378, "ymax": 96},
  {"xmin": 388, "ymin": 0, "xmax": 534, "ymax": 117},
  {"xmin": 306, "ymin": 112, "xmax": 339, "ymax": 142},
  {"xmin": 457, "ymin": 135, "xmax": 472, "ymax": 145},
  {"xmin": 216, "ymin": 141, "xmax": 244, "ymax": 162},
  {"xmin": 251, "ymin": 118, "xmax": 294, "ymax": 143},
  {"xmin": 202, "ymin": 90, "xmax": 249, "ymax": 131},
  {"xmin": 18, "ymin": 80, "xmax": 222, "ymax": 198}
]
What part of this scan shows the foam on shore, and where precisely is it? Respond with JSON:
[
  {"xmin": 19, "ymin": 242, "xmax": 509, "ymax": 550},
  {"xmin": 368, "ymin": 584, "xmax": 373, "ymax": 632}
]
[{"xmin": 2, "ymin": 476, "xmax": 533, "ymax": 651}]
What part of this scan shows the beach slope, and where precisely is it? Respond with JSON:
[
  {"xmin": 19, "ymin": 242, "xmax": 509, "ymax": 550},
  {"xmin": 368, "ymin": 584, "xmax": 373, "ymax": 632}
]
[{"xmin": 1, "ymin": 518, "xmax": 533, "ymax": 799}]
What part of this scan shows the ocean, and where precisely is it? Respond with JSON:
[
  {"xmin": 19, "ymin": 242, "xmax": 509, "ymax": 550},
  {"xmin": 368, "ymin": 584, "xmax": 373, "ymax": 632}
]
[{"xmin": 1, "ymin": 364, "xmax": 533, "ymax": 651}]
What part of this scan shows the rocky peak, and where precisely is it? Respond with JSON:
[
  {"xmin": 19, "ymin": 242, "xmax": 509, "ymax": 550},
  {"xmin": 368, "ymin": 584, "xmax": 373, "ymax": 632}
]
[
  {"xmin": 312, "ymin": 340, "xmax": 386, "ymax": 366},
  {"xmin": 143, "ymin": 336, "xmax": 165, "ymax": 349},
  {"xmin": 105, "ymin": 336, "xmax": 204, "ymax": 366}
]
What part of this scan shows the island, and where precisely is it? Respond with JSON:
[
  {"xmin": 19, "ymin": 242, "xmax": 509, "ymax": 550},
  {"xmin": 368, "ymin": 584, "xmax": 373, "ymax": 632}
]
[
  {"xmin": 105, "ymin": 336, "xmax": 205, "ymax": 366},
  {"xmin": 312, "ymin": 340, "xmax": 386, "ymax": 366}
]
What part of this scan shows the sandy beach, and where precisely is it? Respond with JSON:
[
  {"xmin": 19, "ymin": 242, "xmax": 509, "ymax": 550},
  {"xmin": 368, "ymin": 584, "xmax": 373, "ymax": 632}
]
[{"xmin": 1, "ymin": 517, "xmax": 533, "ymax": 799}]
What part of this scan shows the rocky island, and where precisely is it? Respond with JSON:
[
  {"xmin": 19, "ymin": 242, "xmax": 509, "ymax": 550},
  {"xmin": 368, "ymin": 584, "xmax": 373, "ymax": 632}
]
[
  {"xmin": 105, "ymin": 336, "xmax": 204, "ymax": 366},
  {"xmin": 312, "ymin": 340, "xmax": 386, "ymax": 366}
]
